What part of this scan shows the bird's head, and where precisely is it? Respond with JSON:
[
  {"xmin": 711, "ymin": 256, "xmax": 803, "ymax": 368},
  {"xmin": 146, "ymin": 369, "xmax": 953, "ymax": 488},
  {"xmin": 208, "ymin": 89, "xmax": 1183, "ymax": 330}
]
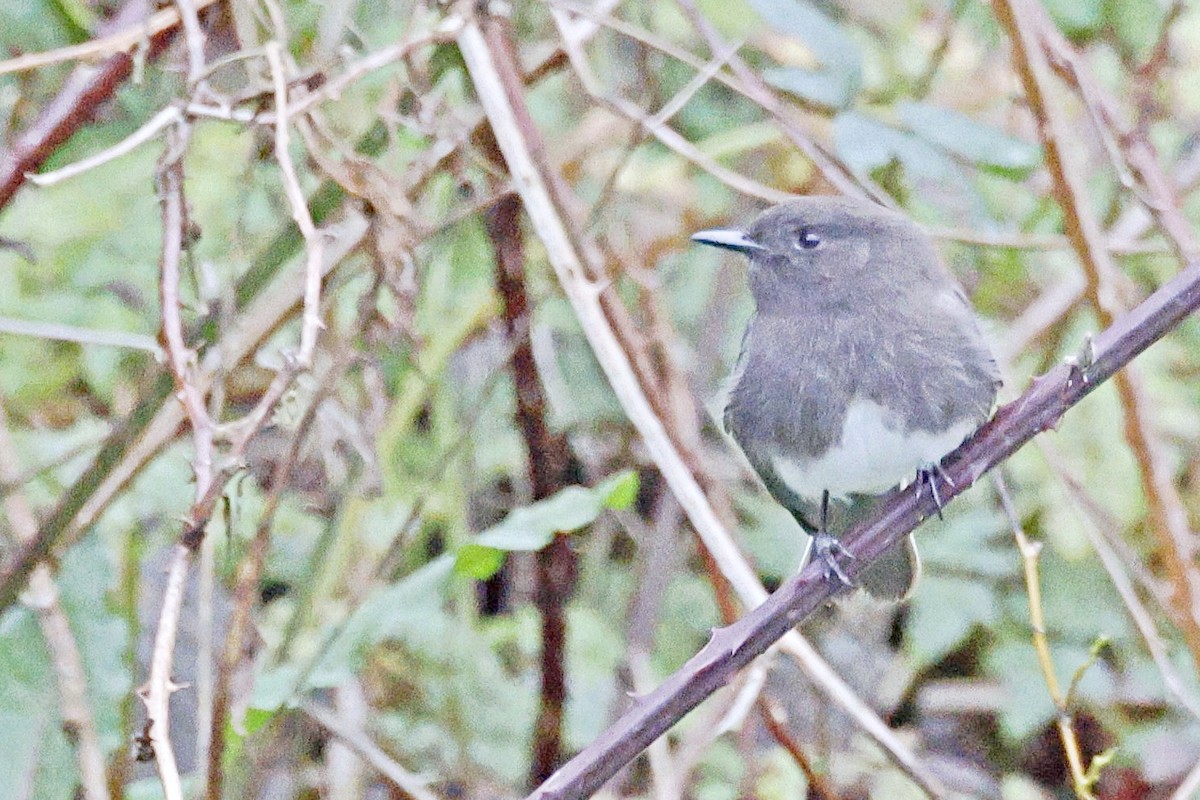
[{"xmin": 691, "ymin": 196, "xmax": 936, "ymax": 313}]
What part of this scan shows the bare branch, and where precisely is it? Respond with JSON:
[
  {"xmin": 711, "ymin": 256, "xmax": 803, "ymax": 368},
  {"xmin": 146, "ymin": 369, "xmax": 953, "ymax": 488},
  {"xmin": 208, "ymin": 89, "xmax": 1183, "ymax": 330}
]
[
  {"xmin": 27, "ymin": 106, "xmax": 183, "ymax": 188},
  {"xmin": 996, "ymin": 472, "xmax": 1097, "ymax": 798},
  {"xmin": 174, "ymin": 0, "xmax": 208, "ymax": 87},
  {"xmin": 302, "ymin": 701, "xmax": 439, "ymax": 800},
  {"xmin": 0, "ymin": 315, "xmax": 162, "ymax": 355},
  {"xmin": 0, "ymin": 0, "xmax": 220, "ymax": 77}
]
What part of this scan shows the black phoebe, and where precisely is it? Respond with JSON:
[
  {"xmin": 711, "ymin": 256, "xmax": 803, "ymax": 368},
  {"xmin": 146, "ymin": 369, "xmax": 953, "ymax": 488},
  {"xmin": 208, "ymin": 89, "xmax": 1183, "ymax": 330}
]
[{"xmin": 692, "ymin": 197, "xmax": 1000, "ymax": 599}]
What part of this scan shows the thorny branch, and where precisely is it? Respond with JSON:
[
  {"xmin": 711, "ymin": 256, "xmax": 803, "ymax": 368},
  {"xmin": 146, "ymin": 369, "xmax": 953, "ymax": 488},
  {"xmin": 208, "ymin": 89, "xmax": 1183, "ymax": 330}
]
[
  {"xmin": 4, "ymin": 1, "xmax": 1200, "ymax": 798},
  {"xmin": 527, "ymin": 254, "xmax": 1200, "ymax": 797},
  {"xmin": 139, "ymin": 53, "xmax": 349, "ymax": 790},
  {"xmin": 139, "ymin": 120, "xmax": 206, "ymax": 800}
]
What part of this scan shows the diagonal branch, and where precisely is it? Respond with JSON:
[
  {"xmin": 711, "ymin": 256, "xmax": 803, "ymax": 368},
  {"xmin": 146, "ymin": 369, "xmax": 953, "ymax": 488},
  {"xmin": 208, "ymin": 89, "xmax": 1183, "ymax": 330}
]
[
  {"xmin": 458, "ymin": 11, "xmax": 948, "ymax": 798},
  {"xmin": 528, "ymin": 256, "xmax": 1200, "ymax": 798},
  {"xmin": 0, "ymin": 0, "xmax": 182, "ymax": 209}
]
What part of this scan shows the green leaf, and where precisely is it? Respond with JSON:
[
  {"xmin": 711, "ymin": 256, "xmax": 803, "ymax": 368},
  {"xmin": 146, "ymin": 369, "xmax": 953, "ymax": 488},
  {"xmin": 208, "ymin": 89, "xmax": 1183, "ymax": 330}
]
[
  {"xmin": 905, "ymin": 575, "xmax": 997, "ymax": 665},
  {"xmin": 898, "ymin": 102, "xmax": 1041, "ymax": 176},
  {"xmin": 598, "ymin": 470, "xmax": 639, "ymax": 511},
  {"xmin": 449, "ymin": 472, "xmax": 638, "ymax": 590},
  {"xmin": 1043, "ymin": 0, "xmax": 1103, "ymax": 38},
  {"xmin": 750, "ymin": 0, "xmax": 862, "ymax": 109},
  {"xmin": 471, "ymin": 474, "xmax": 637, "ymax": 554},
  {"xmin": 1104, "ymin": 0, "xmax": 1165, "ymax": 60},
  {"xmin": 763, "ymin": 67, "xmax": 859, "ymax": 110},
  {"xmin": 454, "ymin": 544, "xmax": 507, "ymax": 580},
  {"xmin": 833, "ymin": 110, "xmax": 989, "ymax": 221},
  {"xmin": 834, "ymin": 111, "xmax": 959, "ymax": 179}
]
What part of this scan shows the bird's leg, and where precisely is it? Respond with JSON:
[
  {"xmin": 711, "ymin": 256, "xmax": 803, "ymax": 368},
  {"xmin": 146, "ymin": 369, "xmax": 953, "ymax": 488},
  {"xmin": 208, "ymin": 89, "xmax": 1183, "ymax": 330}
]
[
  {"xmin": 812, "ymin": 489, "xmax": 854, "ymax": 587},
  {"xmin": 916, "ymin": 461, "xmax": 956, "ymax": 520}
]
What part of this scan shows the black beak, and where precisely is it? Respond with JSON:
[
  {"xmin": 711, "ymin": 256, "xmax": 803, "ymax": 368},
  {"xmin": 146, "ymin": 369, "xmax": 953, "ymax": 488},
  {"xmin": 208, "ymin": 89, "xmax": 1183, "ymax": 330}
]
[{"xmin": 690, "ymin": 228, "xmax": 764, "ymax": 254}]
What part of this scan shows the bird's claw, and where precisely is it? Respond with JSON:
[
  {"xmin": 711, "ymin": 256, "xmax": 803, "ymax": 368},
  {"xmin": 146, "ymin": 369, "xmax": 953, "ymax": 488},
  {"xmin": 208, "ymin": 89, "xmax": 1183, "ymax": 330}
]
[
  {"xmin": 917, "ymin": 462, "xmax": 955, "ymax": 520},
  {"xmin": 812, "ymin": 531, "xmax": 855, "ymax": 589}
]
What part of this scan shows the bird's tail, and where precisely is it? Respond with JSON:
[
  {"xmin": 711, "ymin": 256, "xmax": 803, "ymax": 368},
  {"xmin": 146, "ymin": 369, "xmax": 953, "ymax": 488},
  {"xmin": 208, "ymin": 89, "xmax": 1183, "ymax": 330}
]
[{"xmin": 858, "ymin": 533, "xmax": 920, "ymax": 600}]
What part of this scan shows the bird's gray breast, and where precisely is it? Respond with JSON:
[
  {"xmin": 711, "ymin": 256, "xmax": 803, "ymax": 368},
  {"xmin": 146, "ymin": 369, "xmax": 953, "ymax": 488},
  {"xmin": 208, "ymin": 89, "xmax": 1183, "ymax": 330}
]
[{"xmin": 723, "ymin": 297, "xmax": 996, "ymax": 500}]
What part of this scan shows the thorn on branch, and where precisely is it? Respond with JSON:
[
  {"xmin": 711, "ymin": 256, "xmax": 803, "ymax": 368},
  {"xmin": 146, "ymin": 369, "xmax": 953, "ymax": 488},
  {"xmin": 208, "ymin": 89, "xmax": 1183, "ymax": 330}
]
[
  {"xmin": 134, "ymin": 722, "xmax": 155, "ymax": 763},
  {"xmin": 181, "ymin": 519, "xmax": 208, "ymax": 550},
  {"xmin": 1063, "ymin": 332, "xmax": 1097, "ymax": 395}
]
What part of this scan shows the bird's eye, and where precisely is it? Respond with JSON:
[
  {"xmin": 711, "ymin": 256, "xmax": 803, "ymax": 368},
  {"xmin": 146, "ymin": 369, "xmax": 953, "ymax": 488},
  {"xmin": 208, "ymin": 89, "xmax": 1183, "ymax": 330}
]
[{"xmin": 795, "ymin": 228, "xmax": 821, "ymax": 250}]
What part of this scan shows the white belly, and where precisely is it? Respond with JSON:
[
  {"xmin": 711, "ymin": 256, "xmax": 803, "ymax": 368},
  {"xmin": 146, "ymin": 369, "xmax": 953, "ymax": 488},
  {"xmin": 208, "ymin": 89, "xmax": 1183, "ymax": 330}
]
[{"xmin": 771, "ymin": 399, "xmax": 976, "ymax": 501}]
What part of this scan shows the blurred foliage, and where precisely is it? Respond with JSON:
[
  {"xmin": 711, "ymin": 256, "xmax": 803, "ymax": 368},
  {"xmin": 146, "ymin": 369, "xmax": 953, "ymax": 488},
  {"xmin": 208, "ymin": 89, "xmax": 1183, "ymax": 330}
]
[{"xmin": 1, "ymin": 0, "xmax": 1199, "ymax": 798}]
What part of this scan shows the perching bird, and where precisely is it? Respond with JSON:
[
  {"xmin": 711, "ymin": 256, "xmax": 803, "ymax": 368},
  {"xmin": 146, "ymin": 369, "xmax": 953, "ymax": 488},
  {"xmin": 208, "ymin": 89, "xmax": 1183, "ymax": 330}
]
[{"xmin": 692, "ymin": 196, "xmax": 1000, "ymax": 599}]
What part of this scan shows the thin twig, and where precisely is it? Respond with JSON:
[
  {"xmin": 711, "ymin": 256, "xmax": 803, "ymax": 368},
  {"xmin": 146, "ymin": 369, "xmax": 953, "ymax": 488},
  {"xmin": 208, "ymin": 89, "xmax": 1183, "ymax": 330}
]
[
  {"xmin": 547, "ymin": 0, "xmax": 878, "ymax": 201},
  {"xmin": 995, "ymin": 472, "xmax": 1096, "ymax": 798},
  {"xmin": 140, "ymin": 118, "xmax": 206, "ymax": 800},
  {"xmin": 302, "ymin": 701, "xmax": 439, "ymax": 800},
  {"xmin": 184, "ymin": 19, "xmax": 465, "ymax": 127},
  {"xmin": 0, "ymin": 0, "xmax": 181, "ymax": 209},
  {"xmin": 140, "ymin": 111, "xmax": 367, "ymax": 798},
  {"xmin": 0, "ymin": 0, "xmax": 221, "ymax": 77},
  {"xmin": 27, "ymin": 106, "xmax": 183, "ymax": 187},
  {"xmin": 265, "ymin": 41, "xmax": 324, "ymax": 367},
  {"xmin": 174, "ymin": 0, "xmax": 208, "ymax": 87},
  {"xmin": 0, "ymin": 315, "xmax": 162, "ymax": 355},
  {"xmin": 671, "ymin": 0, "xmax": 883, "ymax": 203},
  {"xmin": 911, "ymin": 0, "xmax": 968, "ymax": 99},
  {"xmin": 926, "ymin": 226, "xmax": 1162, "ymax": 254},
  {"xmin": 566, "ymin": 72, "xmax": 794, "ymax": 203},
  {"xmin": 993, "ymin": 0, "xmax": 1200, "ymax": 669},
  {"xmin": 758, "ymin": 696, "xmax": 840, "ymax": 800},
  {"xmin": 1038, "ymin": 442, "xmax": 1200, "ymax": 720},
  {"xmin": 206, "ymin": 330, "xmax": 363, "ymax": 800},
  {"xmin": 0, "ymin": 403, "xmax": 111, "ymax": 800},
  {"xmin": 1030, "ymin": 8, "xmax": 1200, "ymax": 264}
]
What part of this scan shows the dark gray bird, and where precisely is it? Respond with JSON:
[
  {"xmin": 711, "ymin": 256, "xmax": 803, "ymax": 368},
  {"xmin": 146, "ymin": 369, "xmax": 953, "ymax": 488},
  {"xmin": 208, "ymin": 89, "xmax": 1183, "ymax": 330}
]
[{"xmin": 692, "ymin": 196, "xmax": 1000, "ymax": 599}]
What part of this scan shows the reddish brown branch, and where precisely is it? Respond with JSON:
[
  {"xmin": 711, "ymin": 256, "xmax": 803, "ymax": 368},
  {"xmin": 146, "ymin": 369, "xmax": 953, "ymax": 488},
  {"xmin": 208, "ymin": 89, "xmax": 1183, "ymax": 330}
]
[
  {"xmin": 483, "ymin": 189, "xmax": 578, "ymax": 785},
  {"xmin": 758, "ymin": 697, "xmax": 839, "ymax": 800},
  {"xmin": 0, "ymin": 0, "xmax": 178, "ymax": 211}
]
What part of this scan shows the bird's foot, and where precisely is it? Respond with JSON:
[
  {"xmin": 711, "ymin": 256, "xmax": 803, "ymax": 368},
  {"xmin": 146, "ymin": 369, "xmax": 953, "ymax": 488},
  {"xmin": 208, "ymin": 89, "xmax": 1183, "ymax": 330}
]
[
  {"xmin": 917, "ymin": 462, "xmax": 955, "ymax": 520},
  {"xmin": 812, "ymin": 531, "xmax": 855, "ymax": 589}
]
